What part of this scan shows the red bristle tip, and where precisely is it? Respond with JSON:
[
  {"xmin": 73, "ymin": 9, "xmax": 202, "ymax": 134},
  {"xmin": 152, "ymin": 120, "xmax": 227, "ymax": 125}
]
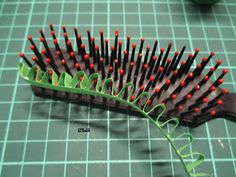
[
  {"xmin": 63, "ymin": 32, "xmax": 67, "ymax": 37},
  {"xmin": 210, "ymin": 110, "xmax": 216, "ymax": 116},
  {"xmin": 197, "ymin": 63, "xmax": 201, "ymax": 69},
  {"xmin": 130, "ymin": 62, "xmax": 134, "ymax": 67},
  {"xmin": 31, "ymin": 56, "xmax": 37, "ymax": 61},
  {"xmin": 99, "ymin": 30, "xmax": 103, "ymax": 34},
  {"xmin": 143, "ymin": 64, "xmax": 148, "ymax": 69},
  {"xmin": 124, "ymin": 50, "xmax": 128, "ymax": 55},
  {"xmin": 210, "ymin": 67, "xmax": 215, "ymax": 72},
  {"xmin": 74, "ymin": 63, "xmax": 80, "ymax": 69},
  {"xmin": 49, "ymin": 23, "xmax": 53, "ymax": 27},
  {"xmin": 186, "ymin": 94, "xmax": 192, "ymax": 99},
  {"xmin": 222, "ymin": 68, "xmax": 228, "ymax": 74},
  {"xmin": 160, "ymin": 48, "xmax": 164, "ymax": 52},
  {"xmin": 86, "ymin": 29, "xmax": 90, "ymax": 33},
  {"xmin": 70, "ymin": 52, "xmax": 75, "ymax": 57},
  {"xmin": 95, "ymin": 45, "xmax": 99, "ymax": 50},
  {"xmin": 127, "ymin": 36, "xmax": 131, "ymax": 40},
  {"xmin": 189, "ymin": 53, "xmax": 193, "ymax": 58},
  {"xmin": 166, "ymin": 79, "xmax": 171, "ymax": 85},
  {"xmin": 119, "ymin": 69, "xmax": 124, "ymax": 75},
  {"xmin": 61, "ymin": 59, "xmax": 66, "ymax": 65},
  {"xmin": 194, "ymin": 107, "xmax": 200, "ymax": 113},
  {"xmin": 130, "ymin": 95, "xmax": 135, "ymax": 101},
  {"xmin": 155, "ymin": 87, "xmax": 160, "ymax": 93},
  {"xmin": 195, "ymin": 85, "xmax": 200, "ymax": 90},
  {"xmin": 48, "ymin": 69, "xmax": 53, "ymax": 75},
  {"xmin": 147, "ymin": 99, "xmax": 151, "ymax": 105},
  {"xmin": 175, "ymin": 51, "xmax": 179, "ymax": 56},
  {"xmin": 217, "ymin": 60, "xmax": 222, "ymax": 65},
  {"xmin": 56, "ymin": 51, "xmax": 60, "ymax": 55},
  {"xmin": 141, "ymin": 37, "xmax": 145, "ymax": 42},
  {"xmin": 202, "ymin": 97, "xmax": 208, "ymax": 103},
  {"xmin": 30, "ymin": 45, "xmax": 35, "ymax": 50},
  {"xmin": 138, "ymin": 53, "xmax": 142, "ymax": 58},
  {"xmin": 105, "ymin": 39, "xmax": 108, "ymax": 44},
  {"xmin": 79, "ymin": 76, "xmax": 83, "ymax": 81},
  {"xmin": 159, "ymin": 66, "xmax": 164, "ymax": 72},
  {"xmin": 210, "ymin": 86, "xmax": 216, "ymax": 91},
  {"xmin": 152, "ymin": 56, "xmax": 157, "ymax": 61},
  {"xmin": 62, "ymin": 26, "xmax": 66, "ymax": 30},
  {"xmin": 84, "ymin": 54, "xmax": 89, "ymax": 60},
  {"xmin": 27, "ymin": 35, "xmax": 32, "ymax": 40},
  {"xmin": 132, "ymin": 43, "xmax": 136, "ymax": 48},
  {"xmin": 115, "ymin": 31, "xmax": 119, "ymax": 36},
  {"xmin": 162, "ymin": 101, "xmax": 166, "ymax": 106},
  {"xmin": 50, "ymin": 31, "xmax": 55, "ymax": 36},
  {"xmin": 19, "ymin": 52, "xmax": 24, "ymax": 57},
  {"xmin": 210, "ymin": 52, "xmax": 215, "ymax": 56},
  {"xmin": 41, "ymin": 49, "xmax": 46, "ymax": 54},
  {"xmin": 217, "ymin": 99, "xmax": 223, "ymax": 105},
  {"xmin": 66, "ymin": 40, "xmax": 71, "ymax": 46},
  {"xmin": 167, "ymin": 58, "xmax": 171, "ymax": 63},
  {"xmin": 40, "ymin": 37, "xmax": 45, "ymax": 42},
  {"xmin": 53, "ymin": 39, "xmax": 58, "ymax": 44},
  {"xmin": 203, "ymin": 75, "xmax": 209, "ymax": 81},
  {"xmin": 202, "ymin": 57, "xmax": 207, "ymax": 62},
  {"xmin": 181, "ymin": 61, "xmax": 186, "ymax": 65},
  {"xmin": 146, "ymin": 45, "xmax": 150, "ymax": 50},
  {"xmin": 89, "ymin": 64, "xmax": 94, "ymax": 69},
  {"xmin": 140, "ymin": 85, "xmax": 144, "ymax": 91},
  {"xmin": 46, "ymin": 58, "xmax": 51, "ymax": 64},
  {"xmin": 111, "ymin": 46, "xmax": 115, "ymax": 51},
  {"xmin": 114, "ymin": 59, "xmax": 118, "ymax": 63},
  {"xmin": 73, "ymin": 27, "xmax": 77, "ymax": 31},
  {"xmin": 149, "ymin": 76, "xmax": 154, "ymax": 81},
  {"xmin": 100, "ymin": 58, "xmax": 103, "ymax": 62},
  {"xmin": 91, "ymin": 37, "xmax": 95, "ymax": 42},
  {"xmin": 222, "ymin": 89, "xmax": 228, "ymax": 94},
  {"xmin": 195, "ymin": 48, "xmax": 200, "ymax": 52},
  {"xmin": 77, "ymin": 34, "xmax": 81, "ymax": 39},
  {"xmin": 180, "ymin": 80, "xmax": 185, "ymax": 87},
  {"xmin": 80, "ymin": 44, "xmax": 85, "ymax": 49},
  {"xmin": 171, "ymin": 94, "xmax": 177, "ymax": 99},
  {"xmin": 173, "ymin": 70, "xmax": 178, "ymax": 75},
  {"xmin": 188, "ymin": 72, "xmax": 193, "ymax": 78},
  {"xmin": 218, "ymin": 78, "xmax": 224, "ymax": 84},
  {"xmin": 178, "ymin": 105, "xmax": 183, "ymax": 111},
  {"xmin": 118, "ymin": 41, "xmax": 122, "ymax": 45}
]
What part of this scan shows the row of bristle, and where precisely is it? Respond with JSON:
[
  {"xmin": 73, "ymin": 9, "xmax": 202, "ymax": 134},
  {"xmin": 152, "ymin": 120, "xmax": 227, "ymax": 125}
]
[{"xmin": 19, "ymin": 24, "xmax": 229, "ymax": 119}]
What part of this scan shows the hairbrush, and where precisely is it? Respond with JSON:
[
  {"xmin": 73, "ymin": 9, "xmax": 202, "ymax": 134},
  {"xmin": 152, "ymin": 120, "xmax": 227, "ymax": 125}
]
[
  {"xmin": 18, "ymin": 25, "xmax": 236, "ymax": 127},
  {"xmin": 18, "ymin": 24, "xmax": 235, "ymax": 176}
]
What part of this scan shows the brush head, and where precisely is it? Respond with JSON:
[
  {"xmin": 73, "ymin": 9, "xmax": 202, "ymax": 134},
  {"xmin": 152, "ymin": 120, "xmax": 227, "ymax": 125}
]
[{"xmin": 19, "ymin": 24, "xmax": 236, "ymax": 127}]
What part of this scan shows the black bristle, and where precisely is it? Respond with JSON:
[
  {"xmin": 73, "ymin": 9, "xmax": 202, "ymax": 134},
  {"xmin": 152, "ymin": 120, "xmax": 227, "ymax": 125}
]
[
  {"xmin": 114, "ymin": 31, "xmax": 119, "ymax": 59},
  {"xmin": 118, "ymin": 41, "xmax": 122, "ymax": 67},
  {"xmin": 160, "ymin": 43, "xmax": 172, "ymax": 68},
  {"xmin": 87, "ymin": 30, "xmax": 93, "ymax": 57},
  {"xmin": 172, "ymin": 46, "xmax": 186, "ymax": 71},
  {"xmin": 105, "ymin": 39, "xmax": 109, "ymax": 65},
  {"xmin": 130, "ymin": 43, "xmax": 136, "ymax": 62},
  {"xmin": 141, "ymin": 46, "xmax": 150, "ymax": 71},
  {"xmin": 153, "ymin": 48, "xmax": 164, "ymax": 74},
  {"xmin": 100, "ymin": 31, "xmax": 105, "ymax": 58}
]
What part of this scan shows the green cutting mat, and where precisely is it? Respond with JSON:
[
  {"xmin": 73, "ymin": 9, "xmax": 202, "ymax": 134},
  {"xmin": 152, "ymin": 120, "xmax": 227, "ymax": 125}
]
[{"xmin": 0, "ymin": 0, "xmax": 236, "ymax": 177}]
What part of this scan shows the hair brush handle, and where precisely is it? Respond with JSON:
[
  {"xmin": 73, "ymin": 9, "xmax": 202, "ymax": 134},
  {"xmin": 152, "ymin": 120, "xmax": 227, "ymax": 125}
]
[{"xmin": 219, "ymin": 92, "xmax": 236, "ymax": 120}]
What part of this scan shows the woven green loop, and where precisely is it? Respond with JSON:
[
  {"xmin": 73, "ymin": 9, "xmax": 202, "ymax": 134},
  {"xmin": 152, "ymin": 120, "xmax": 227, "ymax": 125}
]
[{"xmin": 18, "ymin": 63, "xmax": 211, "ymax": 177}]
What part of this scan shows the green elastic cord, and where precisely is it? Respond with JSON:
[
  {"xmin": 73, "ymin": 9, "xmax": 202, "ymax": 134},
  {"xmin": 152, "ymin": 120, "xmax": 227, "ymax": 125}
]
[{"xmin": 18, "ymin": 63, "xmax": 212, "ymax": 177}]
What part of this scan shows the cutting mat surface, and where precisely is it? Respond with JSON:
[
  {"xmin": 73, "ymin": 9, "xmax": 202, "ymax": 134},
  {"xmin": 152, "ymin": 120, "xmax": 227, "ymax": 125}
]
[{"xmin": 0, "ymin": 0, "xmax": 236, "ymax": 177}]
